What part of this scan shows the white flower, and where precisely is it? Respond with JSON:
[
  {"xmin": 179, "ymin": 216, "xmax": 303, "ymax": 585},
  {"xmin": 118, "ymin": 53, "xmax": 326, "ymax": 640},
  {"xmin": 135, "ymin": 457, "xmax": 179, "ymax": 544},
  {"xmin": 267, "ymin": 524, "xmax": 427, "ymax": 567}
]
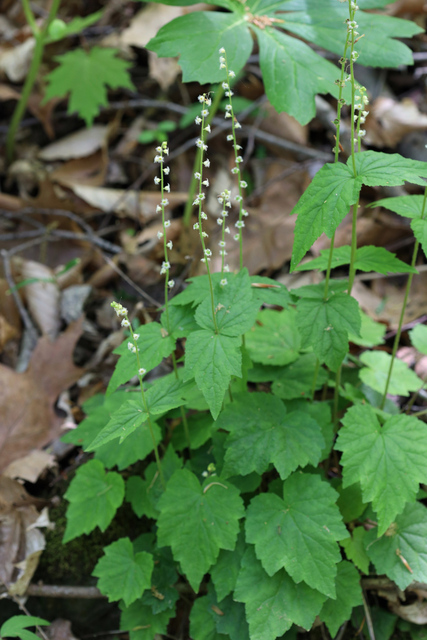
[
  {"xmin": 220, "ymin": 278, "xmax": 228, "ymax": 286},
  {"xmin": 219, "ymin": 240, "xmax": 226, "ymax": 247},
  {"xmin": 202, "ymin": 179, "xmax": 209, "ymax": 187},
  {"xmin": 227, "ymin": 134, "xmax": 233, "ymax": 141},
  {"xmin": 168, "ymin": 279, "xmax": 175, "ymax": 288},
  {"xmin": 240, "ymin": 180, "xmax": 247, "ymax": 188},
  {"xmin": 231, "ymin": 167, "xmax": 239, "ymax": 174},
  {"xmin": 154, "ymin": 155, "xmax": 163, "ymax": 163},
  {"xmin": 203, "ymin": 159, "xmax": 210, "ymax": 168},
  {"xmin": 228, "ymin": 70, "xmax": 235, "ymax": 78},
  {"xmin": 235, "ymin": 220, "xmax": 245, "ymax": 228},
  {"xmin": 156, "ymin": 205, "xmax": 162, "ymax": 213},
  {"xmin": 220, "ymin": 63, "xmax": 226, "ymax": 69},
  {"xmin": 204, "ymin": 249, "xmax": 212, "ymax": 257},
  {"xmin": 225, "ymin": 104, "xmax": 232, "ymax": 111},
  {"xmin": 234, "ymin": 234, "xmax": 240, "ymax": 241},
  {"xmin": 157, "ymin": 231, "xmax": 163, "ymax": 239},
  {"xmin": 154, "ymin": 176, "xmax": 160, "ymax": 185},
  {"xmin": 204, "ymin": 124, "xmax": 211, "ymax": 133},
  {"xmin": 163, "ymin": 166, "xmax": 170, "ymax": 175},
  {"xmin": 202, "ymin": 231, "xmax": 208, "ymax": 238},
  {"xmin": 241, "ymin": 209, "xmax": 248, "ymax": 217},
  {"xmin": 225, "ymin": 227, "xmax": 230, "ymax": 234},
  {"xmin": 236, "ymin": 156, "xmax": 243, "ymax": 163},
  {"xmin": 194, "ymin": 172, "xmax": 201, "ymax": 179},
  {"xmin": 121, "ymin": 319, "xmax": 130, "ymax": 327},
  {"xmin": 223, "ymin": 264, "xmax": 230, "ymax": 272},
  {"xmin": 217, "ymin": 218, "xmax": 223, "ymax": 225},
  {"xmin": 161, "ymin": 198, "xmax": 169, "ymax": 206},
  {"xmin": 138, "ymin": 367, "xmax": 146, "ymax": 376},
  {"xmin": 111, "ymin": 302, "xmax": 128, "ymax": 317},
  {"xmin": 156, "ymin": 146, "xmax": 162, "ymax": 153},
  {"xmin": 222, "ymin": 82, "xmax": 229, "ymax": 90},
  {"xmin": 219, "ymin": 47, "xmax": 225, "ymax": 54},
  {"xmin": 198, "ymin": 95, "xmax": 205, "ymax": 103},
  {"xmin": 164, "ymin": 220, "xmax": 171, "ymax": 228},
  {"xmin": 133, "ymin": 333, "xmax": 140, "ymax": 340},
  {"xmin": 235, "ymin": 195, "xmax": 243, "ymax": 203},
  {"xmin": 201, "ymin": 211, "xmax": 208, "ymax": 220},
  {"xmin": 195, "ymin": 116, "xmax": 202, "ymax": 125},
  {"xmin": 225, "ymin": 112, "xmax": 232, "ymax": 119},
  {"xmin": 234, "ymin": 122, "xmax": 241, "ymax": 129},
  {"xmin": 128, "ymin": 342, "xmax": 136, "ymax": 353},
  {"xmin": 219, "ymin": 250, "xmax": 227, "ymax": 256},
  {"xmin": 167, "ymin": 240, "xmax": 173, "ymax": 249},
  {"xmin": 164, "ymin": 184, "xmax": 170, "ymax": 192},
  {"xmin": 219, "ymin": 57, "xmax": 225, "ymax": 65},
  {"xmin": 201, "ymin": 109, "xmax": 209, "ymax": 117},
  {"xmin": 193, "ymin": 223, "xmax": 200, "ymax": 230},
  {"xmin": 160, "ymin": 261, "xmax": 170, "ymax": 274}
]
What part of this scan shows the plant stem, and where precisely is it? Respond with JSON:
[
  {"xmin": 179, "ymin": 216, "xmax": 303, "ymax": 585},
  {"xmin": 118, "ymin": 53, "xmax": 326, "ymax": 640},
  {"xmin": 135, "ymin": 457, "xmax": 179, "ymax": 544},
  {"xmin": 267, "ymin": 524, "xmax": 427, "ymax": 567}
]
[
  {"xmin": 380, "ymin": 189, "xmax": 427, "ymax": 409},
  {"xmin": 6, "ymin": 0, "xmax": 62, "ymax": 163},
  {"xmin": 182, "ymin": 85, "xmax": 224, "ymax": 228}
]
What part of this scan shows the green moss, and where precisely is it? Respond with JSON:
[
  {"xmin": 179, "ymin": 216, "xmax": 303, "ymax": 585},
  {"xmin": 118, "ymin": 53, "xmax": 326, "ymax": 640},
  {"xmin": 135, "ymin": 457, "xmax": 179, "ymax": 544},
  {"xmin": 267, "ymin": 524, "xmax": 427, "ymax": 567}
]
[{"xmin": 35, "ymin": 497, "xmax": 144, "ymax": 585}]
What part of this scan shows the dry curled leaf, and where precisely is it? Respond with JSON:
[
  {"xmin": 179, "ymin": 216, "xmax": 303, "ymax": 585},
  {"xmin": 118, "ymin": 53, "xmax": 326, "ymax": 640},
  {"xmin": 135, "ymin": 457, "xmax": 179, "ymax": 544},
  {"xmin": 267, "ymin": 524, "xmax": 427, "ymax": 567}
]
[
  {"xmin": 0, "ymin": 318, "xmax": 84, "ymax": 472},
  {"xmin": 20, "ymin": 258, "xmax": 60, "ymax": 339}
]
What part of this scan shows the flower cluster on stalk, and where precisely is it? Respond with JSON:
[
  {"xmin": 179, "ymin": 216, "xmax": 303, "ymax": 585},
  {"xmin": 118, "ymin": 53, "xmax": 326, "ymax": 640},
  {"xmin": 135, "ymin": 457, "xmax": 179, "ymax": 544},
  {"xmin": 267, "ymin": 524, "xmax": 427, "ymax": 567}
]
[
  {"xmin": 219, "ymin": 48, "xmax": 248, "ymax": 269},
  {"xmin": 154, "ymin": 142, "xmax": 174, "ymax": 289},
  {"xmin": 111, "ymin": 302, "xmax": 146, "ymax": 379}
]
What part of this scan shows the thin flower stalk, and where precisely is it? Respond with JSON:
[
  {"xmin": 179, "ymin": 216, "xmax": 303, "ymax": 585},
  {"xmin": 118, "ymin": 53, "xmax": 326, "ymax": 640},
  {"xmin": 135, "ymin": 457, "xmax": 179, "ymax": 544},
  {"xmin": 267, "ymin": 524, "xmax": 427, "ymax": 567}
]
[
  {"xmin": 155, "ymin": 145, "xmax": 191, "ymax": 449},
  {"xmin": 217, "ymin": 189, "xmax": 231, "ymax": 276},
  {"xmin": 193, "ymin": 94, "xmax": 220, "ymax": 333},
  {"xmin": 380, "ymin": 188, "xmax": 427, "ymax": 409},
  {"xmin": 220, "ymin": 48, "xmax": 247, "ymax": 271},
  {"xmin": 111, "ymin": 302, "xmax": 165, "ymax": 488}
]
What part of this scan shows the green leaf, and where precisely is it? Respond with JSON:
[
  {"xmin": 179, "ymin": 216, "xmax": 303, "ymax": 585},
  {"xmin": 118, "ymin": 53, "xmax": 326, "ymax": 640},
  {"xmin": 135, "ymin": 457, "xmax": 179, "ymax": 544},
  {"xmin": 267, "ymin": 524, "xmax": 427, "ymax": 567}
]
[
  {"xmin": 211, "ymin": 530, "xmax": 246, "ymax": 601},
  {"xmin": 126, "ymin": 447, "xmax": 182, "ymax": 519},
  {"xmin": 319, "ymin": 561, "xmax": 363, "ymax": 637},
  {"xmin": 365, "ymin": 502, "xmax": 427, "ymax": 590},
  {"xmin": 290, "ymin": 162, "xmax": 358, "ymax": 270},
  {"xmin": 0, "ymin": 617, "xmax": 50, "ymax": 640},
  {"xmin": 283, "ymin": 0, "xmax": 421, "ymax": 68},
  {"xmin": 336, "ymin": 483, "xmax": 366, "ymax": 524},
  {"xmin": 161, "ymin": 303, "xmax": 198, "ymax": 338},
  {"xmin": 217, "ymin": 392, "xmax": 325, "ymax": 480},
  {"xmin": 120, "ymin": 600, "xmax": 174, "ymax": 640},
  {"xmin": 93, "ymin": 537, "xmax": 154, "ymax": 606},
  {"xmin": 170, "ymin": 273, "xmax": 224, "ymax": 307},
  {"xmin": 348, "ymin": 310, "xmax": 386, "ymax": 348},
  {"xmin": 141, "ymin": 555, "xmax": 179, "ymax": 614},
  {"xmin": 340, "ymin": 527, "xmax": 370, "ymax": 575},
  {"xmin": 410, "ymin": 324, "xmax": 427, "ymax": 355},
  {"xmin": 172, "ymin": 412, "xmax": 214, "ymax": 451},
  {"xmin": 189, "ymin": 594, "xmax": 228, "ymax": 640},
  {"xmin": 245, "ymin": 472, "xmax": 347, "ymax": 598},
  {"xmin": 44, "ymin": 47, "xmax": 134, "ymax": 126},
  {"xmin": 86, "ymin": 396, "xmax": 150, "ymax": 450},
  {"xmin": 234, "ymin": 547, "xmax": 327, "ymax": 640},
  {"xmin": 359, "ymin": 350, "xmax": 423, "ymax": 396},
  {"xmin": 373, "ymin": 195, "xmax": 427, "ymax": 259},
  {"xmin": 147, "ymin": 12, "xmax": 252, "ymax": 84},
  {"xmin": 245, "ymin": 309, "xmax": 300, "ymax": 366},
  {"xmin": 216, "ymin": 596, "xmax": 250, "ymax": 640},
  {"xmin": 184, "ymin": 330, "xmax": 242, "ymax": 419},
  {"xmin": 292, "ymin": 152, "xmax": 427, "ymax": 268},
  {"xmin": 107, "ymin": 322, "xmax": 175, "ymax": 395},
  {"xmin": 250, "ymin": 276, "xmax": 291, "ymax": 307},
  {"xmin": 157, "ymin": 469, "xmax": 244, "ymax": 591},
  {"xmin": 195, "ymin": 270, "xmax": 259, "ymax": 337},
  {"xmin": 257, "ymin": 27, "xmax": 339, "ymax": 125},
  {"xmin": 269, "ymin": 353, "xmax": 328, "ymax": 400},
  {"xmin": 335, "ymin": 404, "xmax": 427, "ymax": 535},
  {"xmin": 46, "ymin": 11, "xmax": 103, "ymax": 43},
  {"xmin": 297, "ymin": 245, "xmax": 416, "ymax": 275},
  {"xmin": 63, "ymin": 459, "xmax": 125, "ymax": 542},
  {"xmin": 145, "ymin": 372, "xmax": 195, "ymax": 415},
  {"xmin": 296, "ymin": 288, "xmax": 361, "ymax": 371}
]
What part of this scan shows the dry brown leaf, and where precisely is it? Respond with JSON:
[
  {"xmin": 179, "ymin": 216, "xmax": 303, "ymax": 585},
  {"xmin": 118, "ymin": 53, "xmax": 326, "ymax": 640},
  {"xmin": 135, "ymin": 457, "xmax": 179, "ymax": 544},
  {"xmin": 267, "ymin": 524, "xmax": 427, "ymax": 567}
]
[
  {"xmin": 365, "ymin": 97, "xmax": 427, "ymax": 148},
  {"xmin": 0, "ymin": 37, "xmax": 35, "ymax": 82},
  {"xmin": 20, "ymin": 258, "xmax": 60, "ymax": 338},
  {"xmin": 0, "ymin": 318, "xmax": 84, "ymax": 472},
  {"xmin": 260, "ymin": 101, "xmax": 308, "ymax": 146},
  {"xmin": 46, "ymin": 620, "xmax": 80, "ymax": 640},
  {"xmin": 0, "ymin": 82, "xmax": 20, "ymax": 101},
  {"xmin": 3, "ymin": 450, "xmax": 56, "ymax": 483},
  {"xmin": 389, "ymin": 600, "xmax": 427, "ymax": 624},
  {"xmin": 69, "ymin": 184, "xmax": 188, "ymax": 220},
  {"xmin": 38, "ymin": 125, "xmax": 110, "ymax": 161},
  {"xmin": 49, "ymin": 150, "xmax": 108, "ymax": 188},
  {"xmin": 0, "ymin": 314, "xmax": 19, "ymax": 352},
  {"xmin": 0, "ymin": 477, "xmax": 50, "ymax": 593},
  {"xmin": 385, "ymin": 0, "xmax": 427, "ymax": 16}
]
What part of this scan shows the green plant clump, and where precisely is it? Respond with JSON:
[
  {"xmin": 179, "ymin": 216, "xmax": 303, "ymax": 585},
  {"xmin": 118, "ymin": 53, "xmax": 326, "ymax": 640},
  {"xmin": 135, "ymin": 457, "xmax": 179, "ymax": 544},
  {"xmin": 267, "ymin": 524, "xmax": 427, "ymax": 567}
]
[{"xmin": 26, "ymin": 0, "xmax": 427, "ymax": 639}]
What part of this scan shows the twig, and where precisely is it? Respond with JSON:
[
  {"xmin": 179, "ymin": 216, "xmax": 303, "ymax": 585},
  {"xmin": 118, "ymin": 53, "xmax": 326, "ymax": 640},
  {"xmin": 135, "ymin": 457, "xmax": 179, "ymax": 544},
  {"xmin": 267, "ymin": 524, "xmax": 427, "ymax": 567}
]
[
  {"xmin": 26, "ymin": 584, "xmax": 106, "ymax": 598},
  {"xmin": 1, "ymin": 248, "xmax": 38, "ymax": 343},
  {"xmin": 361, "ymin": 589, "xmax": 376, "ymax": 640},
  {"xmin": 101, "ymin": 253, "xmax": 160, "ymax": 308},
  {"xmin": 334, "ymin": 622, "xmax": 348, "ymax": 640}
]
